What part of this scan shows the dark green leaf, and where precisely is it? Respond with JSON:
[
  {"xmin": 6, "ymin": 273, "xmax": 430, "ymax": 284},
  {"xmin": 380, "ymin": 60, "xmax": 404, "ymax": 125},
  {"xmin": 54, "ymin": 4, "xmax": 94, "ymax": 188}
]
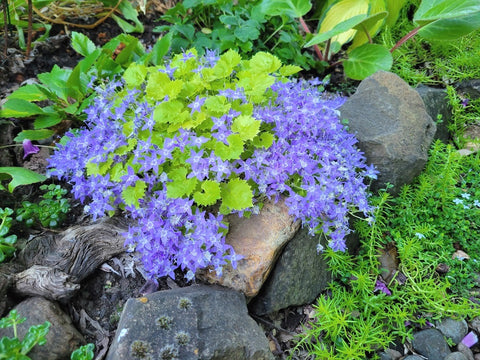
[
  {"xmin": 0, "ymin": 167, "xmax": 47, "ymax": 192},
  {"xmin": 418, "ymin": 12, "xmax": 480, "ymax": 40},
  {"xmin": 343, "ymin": 43, "xmax": 393, "ymax": 80},
  {"xmin": 0, "ymin": 98, "xmax": 45, "ymax": 118},
  {"xmin": 14, "ymin": 129, "xmax": 55, "ymax": 142},
  {"xmin": 71, "ymin": 31, "xmax": 97, "ymax": 57}
]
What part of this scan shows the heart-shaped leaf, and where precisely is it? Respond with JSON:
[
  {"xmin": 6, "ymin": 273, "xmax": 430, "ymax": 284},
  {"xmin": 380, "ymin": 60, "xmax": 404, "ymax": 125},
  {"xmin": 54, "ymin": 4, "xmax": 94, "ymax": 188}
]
[{"xmin": 343, "ymin": 43, "xmax": 393, "ymax": 80}]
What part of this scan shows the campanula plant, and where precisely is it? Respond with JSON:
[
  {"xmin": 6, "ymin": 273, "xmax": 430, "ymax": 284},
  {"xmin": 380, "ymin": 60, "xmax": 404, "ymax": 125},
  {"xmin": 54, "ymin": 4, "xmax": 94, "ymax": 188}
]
[{"xmin": 47, "ymin": 49, "xmax": 376, "ymax": 281}]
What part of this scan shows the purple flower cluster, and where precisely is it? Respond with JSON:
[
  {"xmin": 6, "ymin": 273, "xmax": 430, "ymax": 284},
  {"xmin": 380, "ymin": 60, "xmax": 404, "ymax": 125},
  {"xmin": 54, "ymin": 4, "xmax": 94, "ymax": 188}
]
[{"xmin": 47, "ymin": 52, "xmax": 375, "ymax": 280}]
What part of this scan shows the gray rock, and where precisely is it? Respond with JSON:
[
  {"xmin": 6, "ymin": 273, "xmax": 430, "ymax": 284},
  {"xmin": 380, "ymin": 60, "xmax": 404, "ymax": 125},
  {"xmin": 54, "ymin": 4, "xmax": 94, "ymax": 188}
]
[
  {"xmin": 445, "ymin": 352, "xmax": 469, "ymax": 360},
  {"xmin": 378, "ymin": 348, "xmax": 402, "ymax": 360},
  {"xmin": 249, "ymin": 227, "xmax": 332, "ymax": 315},
  {"xmin": 416, "ymin": 84, "xmax": 452, "ymax": 143},
  {"xmin": 436, "ymin": 317, "xmax": 469, "ymax": 345},
  {"xmin": 340, "ymin": 71, "xmax": 436, "ymax": 194},
  {"xmin": 402, "ymin": 356, "xmax": 424, "ymax": 360},
  {"xmin": 106, "ymin": 285, "xmax": 274, "ymax": 360},
  {"xmin": 412, "ymin": 328, "xmax": 451, "ymax": 360},
  {"xmin": 0, "ymin": 296, "xmax": 85, "ymax": 360},
  {"xmin": 457, "ymin": 342, "xmax": 475, "ymax": 360},
  {"xmin": 456, "ymin": 79, "xmax": 480, "ymax": 99}
]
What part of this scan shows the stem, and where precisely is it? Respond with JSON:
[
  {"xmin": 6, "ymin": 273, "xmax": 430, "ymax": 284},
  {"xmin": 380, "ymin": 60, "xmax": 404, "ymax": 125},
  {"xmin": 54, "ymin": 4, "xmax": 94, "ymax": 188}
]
[
  {"xmin": 390, "ymin": 25, "xmax": 423, "ymax": 53},
  {"xmin": 0, "ymin": 144, "xmax": 55, "ymax": 149},
  {"xmin": 2, "ymin": 0, "xmax": 8, "ymax": 57},
  {"xmin": 324, "ymin": 39, "xmax": 331, "ymax": 61},
  {"xmin": 298, "ymin": 16, "xmax": 324, "ymax": 61},
  {"xmin": 26, "ymin": 0, "xmax": 32, "ymax": 57}
]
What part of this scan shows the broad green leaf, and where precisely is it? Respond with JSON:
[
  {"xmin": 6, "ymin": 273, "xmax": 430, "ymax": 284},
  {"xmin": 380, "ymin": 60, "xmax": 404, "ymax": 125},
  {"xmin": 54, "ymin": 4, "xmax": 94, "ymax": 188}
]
[
  {"xmin": 0, "ymin": 98, "xmax": 45, "ymax": 118},
  {"xmin": 260, "ymin": 0, "xmax": 312, "ymax": 18},
  {"xmin": 213, "ymin": 134, "xmax": 244, "ymax": 161},
  {"xmin": 213, "ymin": 49, "xmax": 241, "ymax": 78},
  {"xmin": 0, "ymin": 167, "xmax": 47, "ymax": 192},
  {"xmin": 414, "ymin": 0, "xmax": 480, "ymax": 25},
  {"xmin": 122, "ymin": 180, "xmax": 146, "ymax": 207},
  {"xmin": 237, "ymin": 71, "xmax": 275, "ymax": 99},
  {"xmin": 220, "ymin": 178, "xmax": 253, "ymax": 211},
  {"xmin": 66, "ymin": 49, "xmax": 101, "ymax": 100},
  {"xmin": 166, "ymin": 167, "xmax": 198, "ymax": 198},
  {"xmin": 7, "ymin": 84, "xmax": 48, "ymax": 102},
  {"xmin": 231, "ymin": 115, "xmax": 261, "ymax": 141},
  {"xmin": 305, "ymin": 14, "xmax": 367, "ymax": 47},
  {"xmin": 14, "ymin": 129, "xmax": 55, "ymax": 142},
  {"xmin": 37, "ymin": 65, "xmax": 72, "ymax": 101},
  {"xmin": 71, "ymin": 31, "xmax": 97, "ymax": 57},
  {"xmin": 193, "ymin": 180, "xmax": 221, "ymax": 206},
  {"xmin": 317, "ymin": 0, "xmax": 370, "ymax": 49},
  {"xmin": 343, "ymin": 43, "xmax": 393, "ymax": 80},
  {"xmin": 123, "ymin": 63, "xmax": 148, "ymax": 88},
  {"xmin": 418, "ymin": 12, "xmax": 480, "ymax": 40},
  {"xmin": 351, "ymin": 9, "xmax": 388, "ymax": 49},
  {"xmin": 33, "ymin": 113, "xmax": 62, "ymax": 129},
  {"xmin": 150, "ymin": 33, "xmax": 172, "ymax": 66},
  {"xmin": 86, "ymin": 158, "xmax": 113, "ymax": 177},
  {"xmin": 384, "ymin": 0, "xmax": 408, "ymax": 26}
]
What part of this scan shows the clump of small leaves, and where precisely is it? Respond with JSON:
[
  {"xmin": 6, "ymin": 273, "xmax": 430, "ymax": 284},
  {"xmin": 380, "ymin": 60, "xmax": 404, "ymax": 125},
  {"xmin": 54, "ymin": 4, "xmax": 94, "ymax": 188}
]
[
  {"xmin": 16, "ymin": 184, "xmax": 70, "ymax": 228},
  {"xmin": 0, "ymin": 309, "xmax": 51, "ymax": 359},
  {"xmin": 0, "ymin": 207, "xmax": 17, "ymax": 263},
  {"xmin": 177, "ymin": 298, "xmax": 192, "ymax": 311},
  {"xmin": 159, "ymin": 344, "xmax": 178, "ymax": 360},
  {"xmin": 174, "ymin": 331, "xmax": 190, "ymax": 346},
  {"xmin": 130, "ymin": 340, "xmax": 152, "ymax": 359},
  {"xmin": 47, "ymin": 49, "xmax": 375, "ymax": 281},
  {"xmin": 70, "ymin": 343, "xmax": 95, "ymax": 360},
  {"xmin": 156, "ymin": 315, "xmax": 173, "ymax": 330}
]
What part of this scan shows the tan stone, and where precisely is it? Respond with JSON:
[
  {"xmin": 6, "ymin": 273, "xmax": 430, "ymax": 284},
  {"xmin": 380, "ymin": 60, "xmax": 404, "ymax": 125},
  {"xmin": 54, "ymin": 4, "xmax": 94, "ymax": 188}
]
[{"xmin": 196, "ymin": 197, "xmax": 300, "ymax": 298}]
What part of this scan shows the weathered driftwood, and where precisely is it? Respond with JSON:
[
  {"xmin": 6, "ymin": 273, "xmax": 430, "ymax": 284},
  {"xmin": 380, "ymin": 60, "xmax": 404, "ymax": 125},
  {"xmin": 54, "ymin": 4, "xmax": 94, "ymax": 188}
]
[
  {"xmin": 13, "ymin": 216, "xmax": 130, "ymax": 299},
  {"xmin": 13, "ymin": 265, "xmax": 80, "ymax": 301}
]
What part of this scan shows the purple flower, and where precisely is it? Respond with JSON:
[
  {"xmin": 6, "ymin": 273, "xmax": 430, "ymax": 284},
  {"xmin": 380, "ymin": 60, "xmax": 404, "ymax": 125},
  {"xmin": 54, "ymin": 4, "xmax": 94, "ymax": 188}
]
[
  {"xmin": 22, "ymin": 139, "xmax": 40, "ymax": 159},
  {"xmin": 187, "ymin": 95, "xmax": 207, "ymax": 115},
  {"xmin": 462, "ymin": 98, "xmax": 470, "ymax": 107},
  {"xmin": 374, "ymin": 279, "xmax": 392, "ymax": 295},
  {"xmin": 461, "ymin": 331, "xmax": 478, "ymax": 348}
]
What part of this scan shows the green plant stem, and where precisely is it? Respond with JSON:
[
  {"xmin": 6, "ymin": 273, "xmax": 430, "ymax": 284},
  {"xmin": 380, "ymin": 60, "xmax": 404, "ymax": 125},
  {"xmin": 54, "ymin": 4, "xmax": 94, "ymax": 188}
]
[
  {"xmin": 390, "ymin": 25, "xmax": 423, "ymax": 53},
  {"xmin": 0, "ymin": 144, "xmax": 54, "ymax": 150},
  {"xmin": 298, "ymin": 16, "xmax": 324, "ymax": 61},
  {"xmin": 26, "ymin": 0, "xmax": 32, "ymax": 57}
]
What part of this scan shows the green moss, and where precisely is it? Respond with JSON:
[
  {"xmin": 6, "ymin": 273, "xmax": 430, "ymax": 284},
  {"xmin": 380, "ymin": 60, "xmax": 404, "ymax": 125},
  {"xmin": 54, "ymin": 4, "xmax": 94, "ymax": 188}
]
[
  {"xmin": 159, "ymin": 344, "xmax": 179, "ymax": 360},
  {"xmin": 130, "ymin": 340, "xmax": 152, "ymax": 359},
  {"xmin": 177, "ymin": 297, "xmax": 192, "ymax": 310},
  {"xmin": 175, "ymin": 331, "xmax": 190, "ymax": 346},
  {"xmin": 156, "ymin": 315, "xmax": 173, "ymax": 330}
]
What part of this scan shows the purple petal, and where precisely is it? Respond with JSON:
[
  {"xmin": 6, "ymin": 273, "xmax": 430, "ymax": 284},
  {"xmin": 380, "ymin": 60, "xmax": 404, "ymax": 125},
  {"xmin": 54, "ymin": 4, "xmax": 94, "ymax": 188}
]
[
  {"xmin": 374, "ymin": 279, "xmax": 392, "ymax": 295},
  {"xmin": 22, "ymin": 139, "xmax": 40, "ymax": 159},
  {"xmin": 461, "ymin": 331, "xmax": 478, "ymax": 348}
]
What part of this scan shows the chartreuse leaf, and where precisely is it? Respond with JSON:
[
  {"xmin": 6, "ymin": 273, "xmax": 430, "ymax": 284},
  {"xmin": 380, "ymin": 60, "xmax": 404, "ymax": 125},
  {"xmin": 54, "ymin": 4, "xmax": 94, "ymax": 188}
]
[
  {"xmin": 0, "ymin": 98, "xmax": 45, "ymax": 118},
  {"xmin": 86, "ymin": 158, "xmax": 113, "ymax": 177},
  {"xmin": 7, "ymin": 84, "xmax": 48, "ymax": 102},
  {"xmin": 248, "ymin": 52, "xmax": 282, "ymax": 74},
  {"xmin": 213, "ymin": 49, "xmax": 242, "ymax": 78},
  {"xmin": 413, "ymin": 0, "xmax": 480, "ymax": 25},
  {"xmin": 166, "ymin": 167, "xmax": 198, "ymax": 198},
  {"xmin": 253, "ymin": 132, "xmax": 275, "ymax": 148},
  {"xmin": 418, "ymin": 12, "xmax": 480, "ymax": 40},
  {"xmin": 260, "ymin": 0, "xmax": 312, "ymax": 18},
  {"xmin": 204, "ymin": 95, "xmax": 231, "ymax": 115},
  {"xmin": 146, "ymin": 71, "xmax": 183, "ymax": 101},
  {"xmin": 317, "ymin": 0, "xmax": 369, "ymax": 52},
  {"xmin": 220, "ymin": 178, "xmax": 253, "ymax": 211},
  {"xmin": 193, "ymin": 180, "xmax": 221, "ymax": 206},
  {"xmin": 123, "ymin": 63, "xmax": 148, "ymax": 88},
  {"xmin": 237, "ymin": 71, "xmax": 275, "ymax": 100},
  {"xmin": 343, "ymin": 43, "xmax": 392, "ymax": 80},
  {"xmin": 279, "ymin": 65, "xmax": 303, "ymax": 76},
  {"xmin": 110, "ymin": 162, "xmax": 126, "ymax": 182},
  {"xmin": 0, "ymin": 167, "xmax": 47, "ymax": 192},
  {"xmin": 213, "ymin": 134, "xmax": 244, "ymax": 161},
  {"xmin": 122, "ymin": 180, "xmax": 147, "ymax": 207},
  {"xmin": 231, "ymin": 115, "xmax": 261, "ymax": 141},
  {"xmin": 153, "ymin": 100, "xmax": 189, "ymax": 125}
]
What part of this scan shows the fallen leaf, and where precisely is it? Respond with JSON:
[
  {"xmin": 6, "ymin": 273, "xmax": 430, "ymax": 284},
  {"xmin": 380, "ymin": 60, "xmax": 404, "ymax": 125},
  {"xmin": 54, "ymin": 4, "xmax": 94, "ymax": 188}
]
[{"xmin": 453, "ymin": 250, "xmax": 470, "ymax": 260}]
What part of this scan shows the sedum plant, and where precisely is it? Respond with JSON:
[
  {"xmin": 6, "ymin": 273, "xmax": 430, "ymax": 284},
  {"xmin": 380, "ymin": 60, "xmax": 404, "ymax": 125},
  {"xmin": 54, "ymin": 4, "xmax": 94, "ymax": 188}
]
[{"xmin": 47, "ymin": 49, "xmax": 376, "ymax": 280}]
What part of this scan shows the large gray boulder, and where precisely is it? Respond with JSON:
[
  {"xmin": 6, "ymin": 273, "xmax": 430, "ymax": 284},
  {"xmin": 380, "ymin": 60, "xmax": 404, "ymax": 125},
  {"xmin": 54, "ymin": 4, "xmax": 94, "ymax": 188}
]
[
  {"xmin": 106, "ymin": 285, "xmax": 274, "ymax": 360},
  {"xmin": 340, "ymin": 71, "xmax": 436, "ymax": 193}
]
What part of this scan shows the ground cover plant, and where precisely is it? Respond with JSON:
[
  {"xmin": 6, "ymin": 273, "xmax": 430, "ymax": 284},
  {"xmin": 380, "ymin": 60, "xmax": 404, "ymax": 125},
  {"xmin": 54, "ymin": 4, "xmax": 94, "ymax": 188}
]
[
  {"xmin": 46, "ymin": 49, "xmax": 376, "ymax": 280},
  {"xmin": 290, "ymin": 141, "xmax": 480, "ymax": 359}
]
